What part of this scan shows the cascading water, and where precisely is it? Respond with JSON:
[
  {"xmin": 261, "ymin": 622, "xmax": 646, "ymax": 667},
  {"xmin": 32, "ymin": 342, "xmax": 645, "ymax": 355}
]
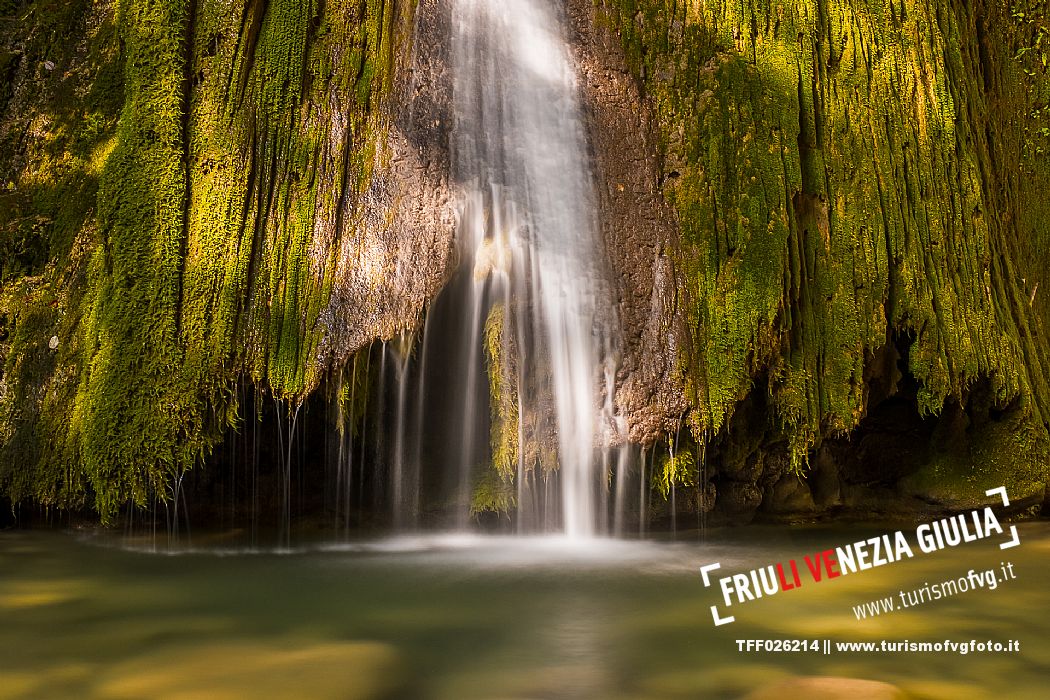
[
  {"xmin": 433, "ymin": 0, "xmax": 624, "ymax": 537},
  {"xmin": 188, "ymin": 0, "xmax": 645, "ymax": 545}
]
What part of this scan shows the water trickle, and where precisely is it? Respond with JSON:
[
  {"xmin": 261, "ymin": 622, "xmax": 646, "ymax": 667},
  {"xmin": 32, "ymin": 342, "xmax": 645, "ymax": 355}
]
[
  {"xmin": 389, "ymin": 330, "xmax": 418, "ymax": 530},
  {"xmin": 639, "ymin": 446, "xmax": 650, "ymax": 539},
  {"xmin": 612, "ymin": 435, "xmax": 632, "ymax": 537}
]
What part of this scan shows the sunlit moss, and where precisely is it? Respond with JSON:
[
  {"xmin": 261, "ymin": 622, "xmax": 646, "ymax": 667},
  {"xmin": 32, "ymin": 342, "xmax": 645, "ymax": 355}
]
[
  {"xmin": 652, "ymin": 447, "xmax": 696, "ymax": 500},
  {"xmin": 0, "ymin": 0, "xmax": 410, "ymax": 520},
  {"xmin": 470, "ymin": 467, "xmax": 515, "ymax": 518},
  {"xmin": 598, "ymin": 0, "xmax": 1050, "ymax": 480},
  {"xmin": 483, "ymin": 304, "xmax": 518, "ymax": 481}
]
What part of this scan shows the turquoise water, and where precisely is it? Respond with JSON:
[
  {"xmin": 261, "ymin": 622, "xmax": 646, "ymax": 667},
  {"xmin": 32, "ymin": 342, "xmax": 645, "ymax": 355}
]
[{"xmin": 1, "ymin": 523, "xmax": 1046, "ymax": 699}]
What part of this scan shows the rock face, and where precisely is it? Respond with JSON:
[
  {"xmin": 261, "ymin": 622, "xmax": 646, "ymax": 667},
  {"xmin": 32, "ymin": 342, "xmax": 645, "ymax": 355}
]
[
  {"xmin": 321, "ymin": 0, "xmax": 458, "ymax": 364},
  {"xmin": 589, "ymin": 0, "xmax": 1050, "ymax": 522},
  {"xmin": 1, "ymin": 0, "xmax": 1048, "ymax": 524},
  {"xmin": 567, "ymin": 0, "xmax": 692, "ymax": 446}
]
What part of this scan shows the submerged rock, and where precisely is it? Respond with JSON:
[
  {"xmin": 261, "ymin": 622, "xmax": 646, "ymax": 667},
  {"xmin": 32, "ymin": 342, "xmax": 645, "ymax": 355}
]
[
  {"xmin": 95, "ymin": 641, "xmax": 403, "ymax": 700},
  {"xmin": 743, "ymin": 676, "xmax": 909, "ymax": 700}
]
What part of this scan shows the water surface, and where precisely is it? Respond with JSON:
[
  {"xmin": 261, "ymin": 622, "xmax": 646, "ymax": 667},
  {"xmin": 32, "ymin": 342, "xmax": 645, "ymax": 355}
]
[{"xmin": 1, "ymin": 523, "xmax": 1046, "ymax": 698}]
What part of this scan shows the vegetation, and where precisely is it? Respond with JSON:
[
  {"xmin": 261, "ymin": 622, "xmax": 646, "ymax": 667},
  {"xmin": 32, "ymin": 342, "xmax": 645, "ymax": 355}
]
[
  {"xmin": 1, "ymin": 0, "xmax": 1048, "ymax": 521},
  {"xmin": 598, "ymin": 0, "xmax": 1050, "ymax": 492},
  {"xmin": 483, "ymin": 303, "xmax": 519, "ymax": 482},
  {"xmin": 652, "ymin": 446, "xmax": 697, "ymax": 500},
  {"xmin": 0, "ymin": 0, "xmax": 409, "ymax": 521}
]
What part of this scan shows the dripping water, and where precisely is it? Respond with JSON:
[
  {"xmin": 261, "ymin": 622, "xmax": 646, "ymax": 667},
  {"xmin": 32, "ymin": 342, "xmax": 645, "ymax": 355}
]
[{"xmin": 390, "ymin": 331, "xmax": 416, "ymax": 530}]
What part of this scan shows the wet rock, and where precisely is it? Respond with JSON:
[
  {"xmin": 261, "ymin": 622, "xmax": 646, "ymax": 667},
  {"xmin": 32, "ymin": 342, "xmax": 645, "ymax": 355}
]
[
  {"xmin": 95, "ymin": 641, "xmax": 403, "ymax": 700},
  {"xmin": 319, "ymin": 0, "xmax": 457, "ymax": 363},
  {"xmin": 566, "ymin": 0, "xmax": 690, "ymax": 447},
  {"xmin": 713, "ymin": 481, "xmax": 763, "ymax": 524},
  {"xmin": 809, "ymin": 445, "xmax": 842, "ymax": 508},
  {"xmin": 763, "ymin": 472, "xmax": 817, "ymax": 515}
]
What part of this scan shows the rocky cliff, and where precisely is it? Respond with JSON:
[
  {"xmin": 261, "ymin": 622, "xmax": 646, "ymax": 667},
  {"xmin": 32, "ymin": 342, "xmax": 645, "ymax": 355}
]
[
  {"xmin": 1, "ymin": 0, "xmax": 1047, "ymax": 525},
  {"xmin": 591, "ymin": 0, "xmax": 1050, "ymax": 520}
]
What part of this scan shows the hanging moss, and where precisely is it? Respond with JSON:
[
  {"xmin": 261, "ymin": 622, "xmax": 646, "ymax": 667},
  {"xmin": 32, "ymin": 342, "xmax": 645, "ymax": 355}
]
[
  {"xmin": 469, "ymin": 467, "xmax": 515, "ymax": 518},
  {"xmin": 653, "ymin": 446, "xmax": 697, "ymax": 500},
  {"xmin": 597, "ymin": 0, "xmax": 1050, "ymax": 481},
  {"xmin": 0, "ymin": 0, "xmax": 411, "ymax": 521},
  {"xmin": 483, "ymin": 303, "xmax": 519, "ymax": 481},
  {"xmin": 69, "ymin": 0, "xmax": 199, "ymax": 520},
  {"xmin": 1, "ymin": 0, "xmax": 127, "ymax": 512}
]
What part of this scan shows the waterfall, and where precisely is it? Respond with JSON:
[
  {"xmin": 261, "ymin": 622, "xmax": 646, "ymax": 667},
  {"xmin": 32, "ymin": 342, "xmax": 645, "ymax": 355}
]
[
  {"xmin": 438, "ymin": 0, "xmax": 622, "ymax": 537},
  {"xmin": 390, "ymin": 330, "xmax": 417, "ymax": 530}
]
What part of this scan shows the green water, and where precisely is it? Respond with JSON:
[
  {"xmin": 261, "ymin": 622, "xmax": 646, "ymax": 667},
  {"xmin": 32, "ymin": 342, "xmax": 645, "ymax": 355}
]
[{"xmin": 1, "ymin": 523, "xmax": 1047, "ymax": 699}]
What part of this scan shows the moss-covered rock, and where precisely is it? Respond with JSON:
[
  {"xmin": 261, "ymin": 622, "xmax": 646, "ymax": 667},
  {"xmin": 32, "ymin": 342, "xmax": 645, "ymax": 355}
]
[
  {"xmin": 594, "ymin": 0, "xmax": 1050, "ymax": 507},
  {"xmin": 1, "ymin": 0, "xmax": 1048, "ymax": 523},
  {"xmin": 0, "ymin": 0, "xmax": 423, "ymax": 521}
]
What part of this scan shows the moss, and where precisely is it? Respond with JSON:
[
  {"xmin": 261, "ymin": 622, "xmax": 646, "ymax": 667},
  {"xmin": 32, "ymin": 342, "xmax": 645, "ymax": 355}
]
[
  {"xmin": 902, "ymin": 411, "xmax": 1048, "ymax": 506},
  {"xmin": 470, "ymin": 467, "xmax": 515, "ymax": 518},
  {"xmin": 483, "ymin": 303, "xmax": 518, "ymax": 481},
  {"xmin": 652, "ymin": 446, "xmax": 697, "ymax": 500},
  {"xmin": 597, "ymin": 0, "xmax": 1050, "ymax": 481},
  {"xmin": 0, "ymin": 0, "xmax": 413, "ymax": 520},
  {"xmin": 0, "ymin": 0, "xmax": 124, "ymax": 512},
  {"xmin": 73, "ymin": 0, "xmax": 193, "ymax": 520}
]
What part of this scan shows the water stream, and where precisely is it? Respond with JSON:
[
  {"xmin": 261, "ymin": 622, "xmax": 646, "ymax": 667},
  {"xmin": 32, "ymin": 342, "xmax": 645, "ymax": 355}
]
[{"xmin": 418, "ymin": 0, "xmax": 623, "ymax": 536}]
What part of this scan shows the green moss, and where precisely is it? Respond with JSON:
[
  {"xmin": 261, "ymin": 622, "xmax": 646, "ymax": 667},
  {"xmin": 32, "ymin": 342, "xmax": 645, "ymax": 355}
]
[
  {"xmin": 652, "ymin": 446, "xmax": 697, "ymax": 500},
  {"xmin": 902, "ymin": 411, "xmax": 1048, "ymax": 506},
  {"xmin": 0, "ymin": 0, "xmax": 413, "ymax": 520},
  {"xmin": 483, "ymin": 304, "xmax": 518, "ymax": 481},
  {"xmin": 74, "ymin": 0, "xmax": 193, "ymax": 520},
  {"xmin": 598, "ymin": 0, "xmax": 1050, "ymax": 477},
  {"xmin": 470, "ymin": 467, "xmax": 515, "ymax": 518},
  {"xmin": 0, "ymin": 0, "xmax": 124, "ymax": 512}
]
